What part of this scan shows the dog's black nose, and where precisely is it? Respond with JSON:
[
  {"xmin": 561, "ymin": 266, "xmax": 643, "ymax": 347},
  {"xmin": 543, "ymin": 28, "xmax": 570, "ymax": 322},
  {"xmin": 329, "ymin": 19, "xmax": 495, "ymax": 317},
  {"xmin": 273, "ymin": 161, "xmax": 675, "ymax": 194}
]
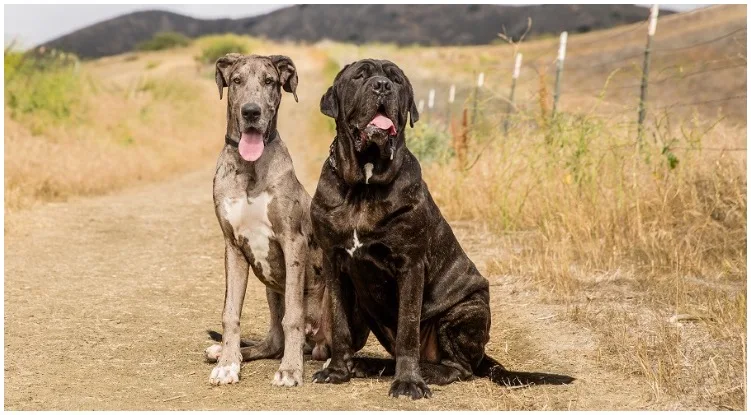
[
  {"xmin": 372, "ymin": 77, "xmax": 392, "ymax": 94},
  {"xmin": 241, "ymin": 103, "xmax": 262, "ymax": 121}
]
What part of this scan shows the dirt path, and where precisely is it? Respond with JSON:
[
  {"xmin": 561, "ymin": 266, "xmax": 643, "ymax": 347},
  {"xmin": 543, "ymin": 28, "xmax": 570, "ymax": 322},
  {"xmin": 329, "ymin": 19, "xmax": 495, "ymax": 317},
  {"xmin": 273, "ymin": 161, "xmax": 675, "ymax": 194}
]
[{"xmin": 5, "ymin": 48, "xmax": 664, "ymax": 410}]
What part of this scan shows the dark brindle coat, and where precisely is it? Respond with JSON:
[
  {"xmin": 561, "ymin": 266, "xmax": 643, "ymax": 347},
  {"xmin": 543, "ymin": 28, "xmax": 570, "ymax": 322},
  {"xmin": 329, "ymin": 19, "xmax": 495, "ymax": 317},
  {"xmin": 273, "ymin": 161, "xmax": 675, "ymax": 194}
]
[{"xmin": 310, "ymin": 59, "xmax": 574, "ymax": 399}]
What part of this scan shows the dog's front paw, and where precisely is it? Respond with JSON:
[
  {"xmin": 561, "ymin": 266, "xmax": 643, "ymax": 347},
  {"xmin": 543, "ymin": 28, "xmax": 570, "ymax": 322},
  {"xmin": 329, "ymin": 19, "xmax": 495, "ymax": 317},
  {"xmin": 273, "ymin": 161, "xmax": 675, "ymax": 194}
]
[
  {"xmin": 209, "ymin": 362, "xmax": 240, "ymax": 385},
  {"xmin": 312, "ymin": 366, "xmax": 351, "ymax": 384},
  {"xmin": 272, "ymin": 368, "xmax": 303, "ymax": 387},
  {"xmin": 389, "ymin": 377, "xmax": 432, "ymax": 400},
  {"xmin": 204, "ymin": 344, "xmax": 222, "ymax": 363}
]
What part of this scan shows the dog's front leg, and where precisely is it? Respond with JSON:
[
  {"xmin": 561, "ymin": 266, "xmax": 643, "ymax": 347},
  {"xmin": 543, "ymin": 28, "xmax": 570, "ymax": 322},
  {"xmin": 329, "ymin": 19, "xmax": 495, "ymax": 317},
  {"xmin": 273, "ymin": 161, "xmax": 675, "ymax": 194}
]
[
  {"xmin": 312, "ymin": 255, "xmax": 354, "ymax": 384},
  {"xmin": 209, "ymin": 242, "xmax": 248, "ymax": 385},
  {"xmin": 389, "ymin": 262, "xmax": 432, "ymax": 399},
  {"xmin": 272, "ymin": 236, "xmax": 306, "ymax": 387}
]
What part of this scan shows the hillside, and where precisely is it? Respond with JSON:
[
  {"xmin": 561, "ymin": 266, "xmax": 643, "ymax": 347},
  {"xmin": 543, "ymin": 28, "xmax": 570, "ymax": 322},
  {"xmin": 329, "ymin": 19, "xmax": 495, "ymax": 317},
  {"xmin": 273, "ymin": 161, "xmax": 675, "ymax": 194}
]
[{"xmin": 41, "ymin": 4, "xmax": 672, "ymax": 59}]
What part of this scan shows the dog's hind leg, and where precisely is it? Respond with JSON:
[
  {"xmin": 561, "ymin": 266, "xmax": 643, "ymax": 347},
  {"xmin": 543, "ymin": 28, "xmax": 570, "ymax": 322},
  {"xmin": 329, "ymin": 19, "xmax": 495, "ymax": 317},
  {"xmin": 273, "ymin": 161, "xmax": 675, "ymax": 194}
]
[
  {"xmin": 417, "ymin": 291, "xmax": 489, "ymax": 386},
  {"xmin": 350, "ymin": 357, "xmax": 396, "ymax": 378},
  {"xmin": 206, "ymin": 288, "xmax": 285, "ymax": 363},
  {"xmin": 239, "ymin": 288, "xmax": 285, "ymax": 360},
  {"xmin": 430, "ymin": 290, "xmax": 574, "ymax": 387}
]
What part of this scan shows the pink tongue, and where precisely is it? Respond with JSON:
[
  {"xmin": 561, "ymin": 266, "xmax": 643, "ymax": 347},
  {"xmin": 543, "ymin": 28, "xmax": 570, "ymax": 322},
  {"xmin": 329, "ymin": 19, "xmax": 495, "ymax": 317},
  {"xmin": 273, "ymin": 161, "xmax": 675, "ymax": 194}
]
[
  {"xmin": 238, "ymin": 131, "xmax": 264, "ymax": 162},
  {"xmin": 369, "ymin": 114, "xmax": 396, "ymax": 136}
]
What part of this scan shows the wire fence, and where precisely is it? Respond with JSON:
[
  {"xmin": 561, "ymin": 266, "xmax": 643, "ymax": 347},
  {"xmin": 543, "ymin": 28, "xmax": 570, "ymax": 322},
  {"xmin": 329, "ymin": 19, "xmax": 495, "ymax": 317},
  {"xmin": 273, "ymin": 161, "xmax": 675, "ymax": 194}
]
[{"xmin": 410, "ymin": 5, "xmax": 747, "ymax": 153}]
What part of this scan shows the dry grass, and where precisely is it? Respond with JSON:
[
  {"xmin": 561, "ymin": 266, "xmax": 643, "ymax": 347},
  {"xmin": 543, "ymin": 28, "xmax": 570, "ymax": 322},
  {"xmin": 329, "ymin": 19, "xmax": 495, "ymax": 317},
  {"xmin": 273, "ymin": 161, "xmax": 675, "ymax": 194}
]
[
  {"xmin": 4, "ymin": 44, "xmax": 229, "ymax": 212},
  {"xmin": 407, "ymin": 58, "xmax": 746, "ymax": 413}
]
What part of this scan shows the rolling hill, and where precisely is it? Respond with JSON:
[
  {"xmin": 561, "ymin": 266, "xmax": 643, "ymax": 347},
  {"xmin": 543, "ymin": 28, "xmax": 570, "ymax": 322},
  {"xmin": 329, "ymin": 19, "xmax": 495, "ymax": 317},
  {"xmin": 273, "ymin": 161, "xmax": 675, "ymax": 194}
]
[{"xmin": 41, "ymin": 4, "xmax": 673, "ymax": 59}]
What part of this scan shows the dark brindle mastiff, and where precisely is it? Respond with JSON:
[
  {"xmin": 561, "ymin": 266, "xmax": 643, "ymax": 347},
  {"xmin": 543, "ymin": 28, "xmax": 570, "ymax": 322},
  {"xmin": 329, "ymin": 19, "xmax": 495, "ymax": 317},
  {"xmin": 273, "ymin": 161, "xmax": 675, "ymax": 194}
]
[
  {"xmin": 205, "ymin": 53, "xmax": 329, "ymax": 387},
  {"xmin": 310, "ymin": 59, "xmax": 574, "ymax": 399}
]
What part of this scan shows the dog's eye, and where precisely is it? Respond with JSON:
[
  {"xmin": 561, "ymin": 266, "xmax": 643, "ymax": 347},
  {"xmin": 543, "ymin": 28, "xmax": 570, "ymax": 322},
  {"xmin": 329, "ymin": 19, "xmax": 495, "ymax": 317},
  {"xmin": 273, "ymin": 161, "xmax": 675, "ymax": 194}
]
[
  {"xmin": 232, "ymin": 78, "xmax": 241, "ymax": 85},
  {"xmin": 354, "ymin": 71, "xmax": 365, "ymax": 80},
  {"xmin": 265, "ymin": 77, "xmax": 274, "ymax": 85}
]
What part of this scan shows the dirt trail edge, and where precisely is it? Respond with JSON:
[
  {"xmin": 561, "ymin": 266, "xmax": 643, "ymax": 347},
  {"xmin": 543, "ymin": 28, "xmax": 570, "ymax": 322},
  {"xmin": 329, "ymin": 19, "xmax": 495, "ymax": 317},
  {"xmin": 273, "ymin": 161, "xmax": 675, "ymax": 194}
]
[{"xmin": 5, "ymin": 49, "xmax": 662, "ymax": 410}]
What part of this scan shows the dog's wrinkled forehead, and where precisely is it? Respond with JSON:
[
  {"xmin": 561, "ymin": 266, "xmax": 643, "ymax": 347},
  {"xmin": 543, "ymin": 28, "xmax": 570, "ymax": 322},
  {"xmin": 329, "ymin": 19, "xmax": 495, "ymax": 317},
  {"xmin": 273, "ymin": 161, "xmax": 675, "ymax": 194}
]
[
  {"xmin": 335, "ymin": 59, "xmax": 407, "ymax": 90},
  {"xmin": 228, "ymin": 56, "xmax": 277, "ymax": 83}
]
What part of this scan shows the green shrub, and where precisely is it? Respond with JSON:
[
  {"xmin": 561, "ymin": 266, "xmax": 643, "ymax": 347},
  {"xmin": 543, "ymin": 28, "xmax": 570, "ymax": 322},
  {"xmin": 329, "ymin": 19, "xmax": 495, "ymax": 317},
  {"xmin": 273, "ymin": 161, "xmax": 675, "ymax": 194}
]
[
  {"xmin": 5, "ymin": 49, "xmax": 82, "ymax": 131},
  {"xmin": 136, "ymin": 32, "xmax": 191, "ymax": 52},
  {"xmin": 407, "ymin": 120, "xmax": 453, "ymax": 163},
  {"xmin": 196, "ymin": 34, "xmax": 251, "ymax": 64}
]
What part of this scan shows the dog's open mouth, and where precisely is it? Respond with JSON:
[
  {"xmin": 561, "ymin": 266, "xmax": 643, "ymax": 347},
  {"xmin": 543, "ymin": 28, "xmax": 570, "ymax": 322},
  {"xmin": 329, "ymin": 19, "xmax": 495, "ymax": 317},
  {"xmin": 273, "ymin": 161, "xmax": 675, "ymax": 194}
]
[
  {"xmin": 367, "ymin": 110, "xmax": 396, "ymax": 136},
  {"xmin": 355, "ymin": 106, "xmax": 397, "ymax": 158},
  {"xmin": 238, "ymin": 128, "xmax": 265, "ymax": 162}
]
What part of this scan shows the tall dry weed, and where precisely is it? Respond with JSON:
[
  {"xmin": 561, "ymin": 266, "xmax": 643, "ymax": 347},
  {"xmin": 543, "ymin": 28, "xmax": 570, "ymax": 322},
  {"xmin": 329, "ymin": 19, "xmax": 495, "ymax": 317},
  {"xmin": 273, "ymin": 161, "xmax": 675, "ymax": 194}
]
[{"xmin": 418, "ymin": 106, "xmax": 746, "ymax": 407}]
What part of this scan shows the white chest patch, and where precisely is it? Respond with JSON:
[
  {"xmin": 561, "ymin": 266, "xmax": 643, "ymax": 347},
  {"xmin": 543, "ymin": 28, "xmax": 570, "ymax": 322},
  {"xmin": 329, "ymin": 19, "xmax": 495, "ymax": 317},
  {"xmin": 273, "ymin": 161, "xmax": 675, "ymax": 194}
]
[
  {"xmin": 345, "ymin": 230, "xmax": 363, "ymax": 257},
  {"xmin": 223, "ymin": 192, "xmax": 276, "ymax": 276},
  {"xmin": 364, "ymin": 163, "xmax": 374, "ymax": 185}
]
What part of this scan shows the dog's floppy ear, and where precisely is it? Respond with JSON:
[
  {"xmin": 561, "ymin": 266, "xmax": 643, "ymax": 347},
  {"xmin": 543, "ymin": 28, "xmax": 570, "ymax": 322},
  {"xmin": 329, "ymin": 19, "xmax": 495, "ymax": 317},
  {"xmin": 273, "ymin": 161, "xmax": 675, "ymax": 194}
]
[
  {"xmin": 215, "ymin": 53, "xmax": 242, "ymax": 100},
  {"xmin": 270, "ymin": 55, "xmax": 298, "ymax": 102},
  {"xmin": 407, "ymin": 83, "xmax": 420, "ymax": 128},
  {"xmin": 320, "ymin": 63, "xmax": 351, "ymax": 118},
  {"xmin": 409, "ymin": 100, "xmax": 420, "ymax": 128},
  {"xmin": 320, "ymin": 86, "xmax": 338, "ymax": 118},
  {"xmin": 398, "ymin": 66, "xmax": 420, "ymax": 128}
]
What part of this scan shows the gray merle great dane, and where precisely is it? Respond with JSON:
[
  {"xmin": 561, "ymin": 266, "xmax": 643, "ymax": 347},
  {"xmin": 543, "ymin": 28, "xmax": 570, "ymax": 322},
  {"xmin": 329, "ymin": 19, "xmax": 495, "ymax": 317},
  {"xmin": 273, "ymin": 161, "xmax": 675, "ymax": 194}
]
[{"xmin": 205, "ymin": 53, "xmax": 330, "ymax": 387}]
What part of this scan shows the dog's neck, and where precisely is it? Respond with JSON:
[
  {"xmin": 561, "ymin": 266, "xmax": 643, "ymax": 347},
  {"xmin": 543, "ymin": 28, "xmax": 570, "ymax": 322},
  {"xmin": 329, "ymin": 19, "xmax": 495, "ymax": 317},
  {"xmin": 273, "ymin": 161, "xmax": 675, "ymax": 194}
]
[{"xmin": 329, "ymin": 127, "xmax": 407, "ymax": 187}]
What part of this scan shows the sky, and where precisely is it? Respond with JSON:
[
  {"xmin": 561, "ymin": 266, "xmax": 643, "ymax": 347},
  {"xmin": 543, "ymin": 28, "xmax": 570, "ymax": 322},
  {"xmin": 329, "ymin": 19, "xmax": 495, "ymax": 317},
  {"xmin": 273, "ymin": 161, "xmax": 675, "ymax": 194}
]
[{"xmin": 4, "ymin": 4, "xmax": 711, "ymax": 48}]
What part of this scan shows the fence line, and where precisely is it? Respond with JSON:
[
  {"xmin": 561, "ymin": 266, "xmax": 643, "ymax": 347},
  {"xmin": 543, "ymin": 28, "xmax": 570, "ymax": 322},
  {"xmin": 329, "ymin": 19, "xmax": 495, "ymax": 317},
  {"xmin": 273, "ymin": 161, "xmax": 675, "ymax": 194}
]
[
  {"xmin": 557, "ymin": 25, "xmax": 746, "ymax": 72},
  {"xmin": 411, "ymin": 4, "xmax": 745, "ymax": 144},
  {"xmin": 568, "ymin": 20, "xmax": 647, "ymax": 48},
  {"xmin": 572, "ymin": 62, "xmax": 746, "ymax": 94},
  {"xmin": 652, "ymin": 27, "xmax": 747, "ymax": 52},
  {"xmin": 655, "ymin": 95, "xmax": 747, "ymax": 109}
]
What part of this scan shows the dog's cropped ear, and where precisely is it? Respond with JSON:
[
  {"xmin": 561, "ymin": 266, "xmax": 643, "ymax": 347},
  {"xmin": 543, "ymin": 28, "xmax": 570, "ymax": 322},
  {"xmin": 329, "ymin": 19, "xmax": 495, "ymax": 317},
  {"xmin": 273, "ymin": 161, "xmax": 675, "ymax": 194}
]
[
  {"xmin": 320, "ymin": 86, "xmax": 338, "ymax": 118},
  {"xmin": 270, "ymin": 55, "xmax": 298, "ymax": 102},
  {"xmin": 215, "ymin": 53, "xmax": 242, "ymax": 100}
]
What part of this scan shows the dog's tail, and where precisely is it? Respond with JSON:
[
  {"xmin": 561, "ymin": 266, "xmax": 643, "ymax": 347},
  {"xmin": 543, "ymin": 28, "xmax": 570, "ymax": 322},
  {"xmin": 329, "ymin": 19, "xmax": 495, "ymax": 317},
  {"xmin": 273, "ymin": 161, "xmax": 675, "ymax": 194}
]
[
  {"xmin": 206, "ymin": 330, "xmax": 254, "ymax": 348},
  {"xmin": 474, "ymin": 354, "xmax": 575, "ymax": 387}
]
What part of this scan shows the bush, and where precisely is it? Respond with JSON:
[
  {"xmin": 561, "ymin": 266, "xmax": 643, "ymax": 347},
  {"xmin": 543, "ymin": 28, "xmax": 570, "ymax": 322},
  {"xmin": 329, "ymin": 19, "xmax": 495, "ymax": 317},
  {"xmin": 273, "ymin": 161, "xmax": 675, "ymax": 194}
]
[
  {"xmin": 5, "ymin": 49, "xmax": 82, "ymax": 131},
  {"xmin": 407, "ymin": 120, "xmax": 453, "ymax": 163},
  {"xmin": 136, "ymin": 32, "xmax": 191, "ymax": 51},
  {"xmin": 196, "ymin": 34, "xmax": 251, "ymax": 64}
]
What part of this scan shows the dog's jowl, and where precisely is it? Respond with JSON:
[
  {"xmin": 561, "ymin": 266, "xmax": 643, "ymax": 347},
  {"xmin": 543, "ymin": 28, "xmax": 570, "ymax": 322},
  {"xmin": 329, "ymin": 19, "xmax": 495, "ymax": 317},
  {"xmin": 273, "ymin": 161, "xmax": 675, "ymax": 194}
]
[
  {"xmin": 310, "ymin": 59, "xmax": 575, "ymax": 399},
  {"xmin": 207, "ymin": 53, "xmax": 329, "ymax": 387}
]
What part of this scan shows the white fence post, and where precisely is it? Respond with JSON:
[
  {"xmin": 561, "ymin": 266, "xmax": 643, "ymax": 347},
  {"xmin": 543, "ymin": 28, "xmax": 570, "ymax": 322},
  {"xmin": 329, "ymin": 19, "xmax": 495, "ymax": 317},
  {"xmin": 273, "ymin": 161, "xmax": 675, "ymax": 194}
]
[
  {"xmin": 472, "ymin": 72, "xmax": 484, "ymax": 128},
  {"xmin": 504, "ymin": 52, "xmax": 523, "ymax": 134},
  {"xmin": 637, "ymin": 4, "xmax": 659, "ymax": 143},
  {"xmin": 552, "ymin": 31, "xmax": 568, "ymax": 116}
]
